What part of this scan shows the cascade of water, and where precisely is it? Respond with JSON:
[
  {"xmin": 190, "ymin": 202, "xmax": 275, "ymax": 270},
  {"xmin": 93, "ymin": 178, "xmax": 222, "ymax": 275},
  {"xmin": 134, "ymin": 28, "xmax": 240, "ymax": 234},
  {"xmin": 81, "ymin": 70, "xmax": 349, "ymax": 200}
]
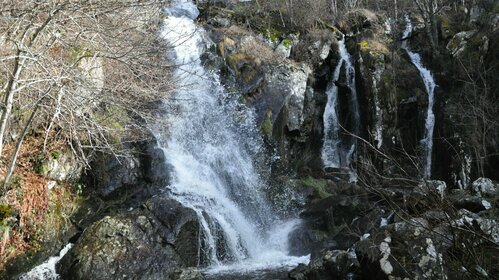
[
  {"xmin": 20, "ymin": 244, "xmax": 73, "ymax": 280},
  {"xmin": 159, "ymin": 0, "xmax": 309, "ymax": 272},
  {"xmin": 402, "ymin": 15, "xmax": 436, "ymax": 179},
  {"xmin": 322, "ymin": 37, "xmax": 360, "ymax": 169}
]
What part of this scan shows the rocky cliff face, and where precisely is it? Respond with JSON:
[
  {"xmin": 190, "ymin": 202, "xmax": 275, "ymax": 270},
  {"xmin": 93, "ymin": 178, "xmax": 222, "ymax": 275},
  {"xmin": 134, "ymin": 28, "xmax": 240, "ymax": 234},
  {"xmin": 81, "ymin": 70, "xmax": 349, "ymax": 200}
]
[
  {"xmin": 16, "ymin": 1, "xmax": 497, "ymax": 279},
  {"xmin": 197, "ymin": 1, "xmax": 498, "ymax": 279}
]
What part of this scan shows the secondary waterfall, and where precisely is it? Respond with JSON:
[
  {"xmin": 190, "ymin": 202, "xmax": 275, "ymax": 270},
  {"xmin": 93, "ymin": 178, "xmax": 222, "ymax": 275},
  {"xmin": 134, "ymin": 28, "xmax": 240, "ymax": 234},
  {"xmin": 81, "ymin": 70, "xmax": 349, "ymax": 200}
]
[
  {"xmin": 322, "ymin": 37, "xmax": 360, "ymax": 169},
  {"xmin": 19, "ymin": 244, "xmax": 73, "ymax": 280},
  {"xmin": 158, "ymin": 0, "xmax": 308, "ymax": 273},
  {"xmin": 402, "ymin": 15, "xmax": 436, "ymax": 179}
]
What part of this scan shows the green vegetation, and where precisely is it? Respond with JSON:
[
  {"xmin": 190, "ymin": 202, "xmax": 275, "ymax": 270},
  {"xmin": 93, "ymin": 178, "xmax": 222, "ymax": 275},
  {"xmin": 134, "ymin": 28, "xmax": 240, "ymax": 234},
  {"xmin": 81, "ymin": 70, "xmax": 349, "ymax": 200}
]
[
  {"xmin": 0, "ymin": 204, "xmax": 12, "ymax": 222},
  {"xmin": 261, "ymin": 109, "xmax": 273, "ymax": 137},
  {"xmin": 33, "ymin": 153, "xmax": 47, "ymax": 174},
  {"xmin": 301, "ymin": 176, "xmax": 331, "ymax": 199},
  {"xmin": 51, "ymin": 151, "xmax": 60, "ymax": 159},
  {"xmin": 69, "ymin": 46, "xmax": 95, "ymax": 62},
  {"xmin": 359, "ymin": 40, "xmax": 369, "ymax": 51},
  {"xmin": 263, "ymin": 28, "xmax": 282, "ymax": 44},
  {"xmin": 282, "ymin": 38, "xmax": 293, "ymax": 48}
]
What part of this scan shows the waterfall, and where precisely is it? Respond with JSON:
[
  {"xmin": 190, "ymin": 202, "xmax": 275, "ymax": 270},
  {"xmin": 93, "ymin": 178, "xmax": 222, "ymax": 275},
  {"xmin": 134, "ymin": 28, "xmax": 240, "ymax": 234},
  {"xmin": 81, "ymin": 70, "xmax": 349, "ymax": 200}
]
[
  {"xmin": 322, "ymin": 37, "xmax": 360, "ymax": 170},
  {"xmin": 402, "ymin": 15, "xmax": 436, "ymax": 179},
  {"xmin": 158, "ymin": 0, "xmax": 309, "ymax": 273},
  {"xmin": 19, "ymin": 244, "xmax": 73, "ymax": 280}
]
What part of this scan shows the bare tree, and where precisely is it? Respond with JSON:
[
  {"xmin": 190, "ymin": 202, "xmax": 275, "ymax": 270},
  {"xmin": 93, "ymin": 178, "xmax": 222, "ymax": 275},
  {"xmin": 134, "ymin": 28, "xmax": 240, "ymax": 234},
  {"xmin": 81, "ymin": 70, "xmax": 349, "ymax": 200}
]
[{"xmin": 0, "ymin": 0, "xmax": 173, "ymax": 187}]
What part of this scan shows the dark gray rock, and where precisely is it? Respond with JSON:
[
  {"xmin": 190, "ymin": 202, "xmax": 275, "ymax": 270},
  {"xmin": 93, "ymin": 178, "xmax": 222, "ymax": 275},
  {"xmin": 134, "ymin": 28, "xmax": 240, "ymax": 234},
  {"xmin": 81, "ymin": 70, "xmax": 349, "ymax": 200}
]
[{"xmin": 57, "ymin": 196, "xmax": 200, "ymax": 280}]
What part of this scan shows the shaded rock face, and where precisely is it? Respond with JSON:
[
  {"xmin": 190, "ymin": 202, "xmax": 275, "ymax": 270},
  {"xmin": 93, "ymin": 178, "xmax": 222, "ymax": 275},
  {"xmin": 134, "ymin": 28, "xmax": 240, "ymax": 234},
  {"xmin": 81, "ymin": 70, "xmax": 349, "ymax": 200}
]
[
  {"xmin": 57, "ymin": 196, "xmax": 200, "ymax": 280},
  {"xmin": 84, "ymin": 139, "xmax": 170, "ymax": 199}
]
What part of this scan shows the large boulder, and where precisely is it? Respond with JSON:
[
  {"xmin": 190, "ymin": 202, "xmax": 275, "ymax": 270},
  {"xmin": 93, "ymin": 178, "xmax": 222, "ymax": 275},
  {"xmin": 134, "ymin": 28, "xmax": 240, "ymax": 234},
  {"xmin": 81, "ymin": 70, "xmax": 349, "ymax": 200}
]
[
  {"xmin": 255, "ymin": 63, "xmax": 311, "ymax": 132},
  {"xmin": 56, "ymin": 196, "xmax": 199, "ymax": 280},
  {"xmin": 471, "ymin": 177, "xmax": 497, "ymax": 197}
]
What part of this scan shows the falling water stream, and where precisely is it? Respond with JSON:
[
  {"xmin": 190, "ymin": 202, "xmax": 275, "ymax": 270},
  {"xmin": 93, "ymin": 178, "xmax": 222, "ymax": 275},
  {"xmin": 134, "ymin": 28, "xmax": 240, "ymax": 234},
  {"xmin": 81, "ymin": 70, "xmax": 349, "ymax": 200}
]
[
  {"xmin": 21, "ymin": 1, "xmax": 308, "ymax": 279},
  {"xmin": 322, "ymin": 37, "xmax": 360, "ymax": 171},
  {"xmin": 158, "ymin": 0, "xmax": 309, "ymax": 275},
  {"xmin": 402, "ymin": 15, "xmax": 436, "ymax": 179}
]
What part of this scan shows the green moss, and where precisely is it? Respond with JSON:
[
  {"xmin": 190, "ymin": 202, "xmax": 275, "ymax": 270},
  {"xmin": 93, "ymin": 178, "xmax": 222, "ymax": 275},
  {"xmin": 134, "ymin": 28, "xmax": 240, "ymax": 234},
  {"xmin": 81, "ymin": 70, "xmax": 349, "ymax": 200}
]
[
  {"xmin": 33, "ymin": 153, "xmax": 47, "ymax": 174},
  {"xmin": 0, "ymin": 204, "xmax": 13, "ymax": 222},
  {"xmin": 263, "ymin": 28, "xmax": 282, "ymax": 43},
  {"xmin": 282, "ymin": 38, "xmax": 293, "ymax": 48},
  {"xmin": 359, "ymin": 40, "xmax": 369, "ymax": 51},
  {"xmin": 494, "ymin": 2, "xmax": 499, "ymax": 13},
  {"xmin": 93, "ymin": 105, "xmax": 127, "ymax": 130},
  {"xmin": 51, "ymin": 151, "xmax": 60, "ymax": 159},
  {"xmin": 69, "ymin": 46, "xmax": 95, "ymax": 62},
  {"xmin": 159, "ymin": 13, "xmax": 168, "ymax": 21},
  {"xmin": 439, "ymin": 15, "xmax": 452, "ymax": 30},
  {"xmin": 318, "ymin": 20, "xmax": 340, "ymax": 33},
  {"xmin": 261, "ymin": 109, "xmax": 273, "ymax": 137},
  {"xmin": 447, "ymin": 36, "xmax": 462, "ymax": 51},
  {"xmin": 301, "ymin": 176, "xmax": 331, "ymax": 198},
  {"xmin": 3, "ymin": 175, "xmax": 23, "ymax": 190}
]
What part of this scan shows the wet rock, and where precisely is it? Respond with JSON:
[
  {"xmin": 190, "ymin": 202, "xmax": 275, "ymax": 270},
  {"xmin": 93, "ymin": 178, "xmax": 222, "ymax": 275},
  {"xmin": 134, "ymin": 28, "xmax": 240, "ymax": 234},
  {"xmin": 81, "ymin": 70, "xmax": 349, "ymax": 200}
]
[
  {"xmin": 289, "ymin": 250, "xmax": 360, "ymax": 280},
  {"xmin": 172, "ymin": 268, "xmax": 205, "ymax": 280},
  {"xmin": 471, "ymin": 177, "xmax": 497, "ymax": 197},
  {"xmin": 57, "ymin": 196, "xmax": 199, "ymax": 279}
]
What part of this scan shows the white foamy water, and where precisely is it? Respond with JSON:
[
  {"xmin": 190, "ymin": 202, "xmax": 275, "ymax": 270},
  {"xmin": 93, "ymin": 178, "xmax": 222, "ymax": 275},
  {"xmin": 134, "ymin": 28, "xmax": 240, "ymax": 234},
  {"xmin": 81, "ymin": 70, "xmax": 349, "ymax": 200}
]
[
  {"xmin": 158, "ymin": 0, "xmax": 309, "ymax": 272},
  {"xmin": 19, "ymin": 244, "xmax": 73, "ymax": 280},
  {"xmin": 402, "ymin": 15, "xmax": 436, "ymax": 179},
  {"xmin": 322, "ymin": 37, "xmax": 360, "ymax": 169}
]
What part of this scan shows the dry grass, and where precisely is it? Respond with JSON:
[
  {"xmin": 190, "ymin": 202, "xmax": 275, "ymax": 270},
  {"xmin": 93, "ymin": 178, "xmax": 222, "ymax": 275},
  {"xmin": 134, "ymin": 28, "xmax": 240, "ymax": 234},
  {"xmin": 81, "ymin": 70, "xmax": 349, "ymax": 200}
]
[{"xmin": 0, "ymin": 136, "xmax": 79, "ymax": 270}]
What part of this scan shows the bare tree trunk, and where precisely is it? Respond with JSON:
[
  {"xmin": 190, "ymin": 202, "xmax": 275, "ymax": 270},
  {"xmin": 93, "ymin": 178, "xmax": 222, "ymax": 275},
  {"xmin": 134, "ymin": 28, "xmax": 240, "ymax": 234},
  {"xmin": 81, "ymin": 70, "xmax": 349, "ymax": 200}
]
[
  {"xmin": 331, "ymin": 0, "xmax": 337, "ymax": 15},
  {"xmin": 0, "ymin": 51, "xmax": 23, "ymax": 163},
  {"xmin": 3, "ymin": 104, "xmax": 40, "ymax": 188}
]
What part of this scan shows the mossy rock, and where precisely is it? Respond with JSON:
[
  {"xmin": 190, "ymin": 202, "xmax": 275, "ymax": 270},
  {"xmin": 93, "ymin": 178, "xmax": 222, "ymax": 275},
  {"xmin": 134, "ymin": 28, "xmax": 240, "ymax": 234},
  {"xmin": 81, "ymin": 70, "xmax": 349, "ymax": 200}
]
[
  {"xmin": 69, "ymin": 46, "xmax": 95, "ymax": 62},
  {"xmin": 261, "ymin": 109, "xmax": 273, "ymax": 137},
  {"xmin": 300, "ymin": 176, "xmax": 331, "ymax": 199},
  {"xmin": 0, "ymin": 204, "xmax": 13, "ymax": 222},
  {"xmin": 226, "ymin": 52, "xmax": 256, "ymax": 71},
  {"xmin": 263, "ymin": 28, "xmax": 282, "ymax": 44}
]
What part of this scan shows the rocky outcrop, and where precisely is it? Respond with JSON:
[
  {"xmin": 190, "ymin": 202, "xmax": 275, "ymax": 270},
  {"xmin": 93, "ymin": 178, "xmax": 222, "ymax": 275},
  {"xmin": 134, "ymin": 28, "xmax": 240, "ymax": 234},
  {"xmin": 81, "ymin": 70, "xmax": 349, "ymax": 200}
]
[
  {"xmin": 84, "ymin": 139, "xmax": 170, "ymax": 200},
  {"xmin": 57, "ymin": 196, "xmax": 200, "ymax": 280},
  {"xmin": 289, "ymin": 175, "xmax": 498, "ymax": 279},
  {"xmin": 38, "ymin": 149, "xmax": 82, "ymax": 181}
]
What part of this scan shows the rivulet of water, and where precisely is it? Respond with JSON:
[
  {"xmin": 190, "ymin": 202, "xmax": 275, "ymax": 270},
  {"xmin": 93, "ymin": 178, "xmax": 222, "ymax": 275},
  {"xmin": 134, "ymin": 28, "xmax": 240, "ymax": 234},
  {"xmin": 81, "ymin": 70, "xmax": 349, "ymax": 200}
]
[{"xmin": 402, "ymin": 15, "xmax": 436, "ymax": 179}]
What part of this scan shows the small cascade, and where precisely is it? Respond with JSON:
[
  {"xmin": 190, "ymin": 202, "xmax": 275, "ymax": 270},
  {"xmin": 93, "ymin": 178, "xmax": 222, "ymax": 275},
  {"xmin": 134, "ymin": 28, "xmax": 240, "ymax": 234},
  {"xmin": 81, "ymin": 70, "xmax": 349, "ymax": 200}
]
[
  {"xmin": 322, "ymin": 37, "xmax": 361, "ymax": 170},
  {"xmin": 20, "ymin": 244, "xmax": 73, "ymax": 280},
  {"xmin": 158, "ymin": 0, "xmax": 308, "ymax": 273},
  {"xmin": 402, "ymin": 15, "xmax": 436, "ymax": 179}
]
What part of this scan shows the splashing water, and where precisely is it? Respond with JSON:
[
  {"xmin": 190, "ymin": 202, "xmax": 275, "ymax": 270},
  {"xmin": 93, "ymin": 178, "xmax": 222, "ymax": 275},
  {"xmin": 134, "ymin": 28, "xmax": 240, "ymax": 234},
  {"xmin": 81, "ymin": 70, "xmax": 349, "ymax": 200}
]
[
  {"xmin": 402, "ymin": 15, "xmax": 436, "ymax": 179},
  {"xmin": 158, "ymin": 0, "xmax": 309, "ymax": 272},
  {"xmin": 20, "ymin": 244, "xmax": 73, "ymax": 280}
]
